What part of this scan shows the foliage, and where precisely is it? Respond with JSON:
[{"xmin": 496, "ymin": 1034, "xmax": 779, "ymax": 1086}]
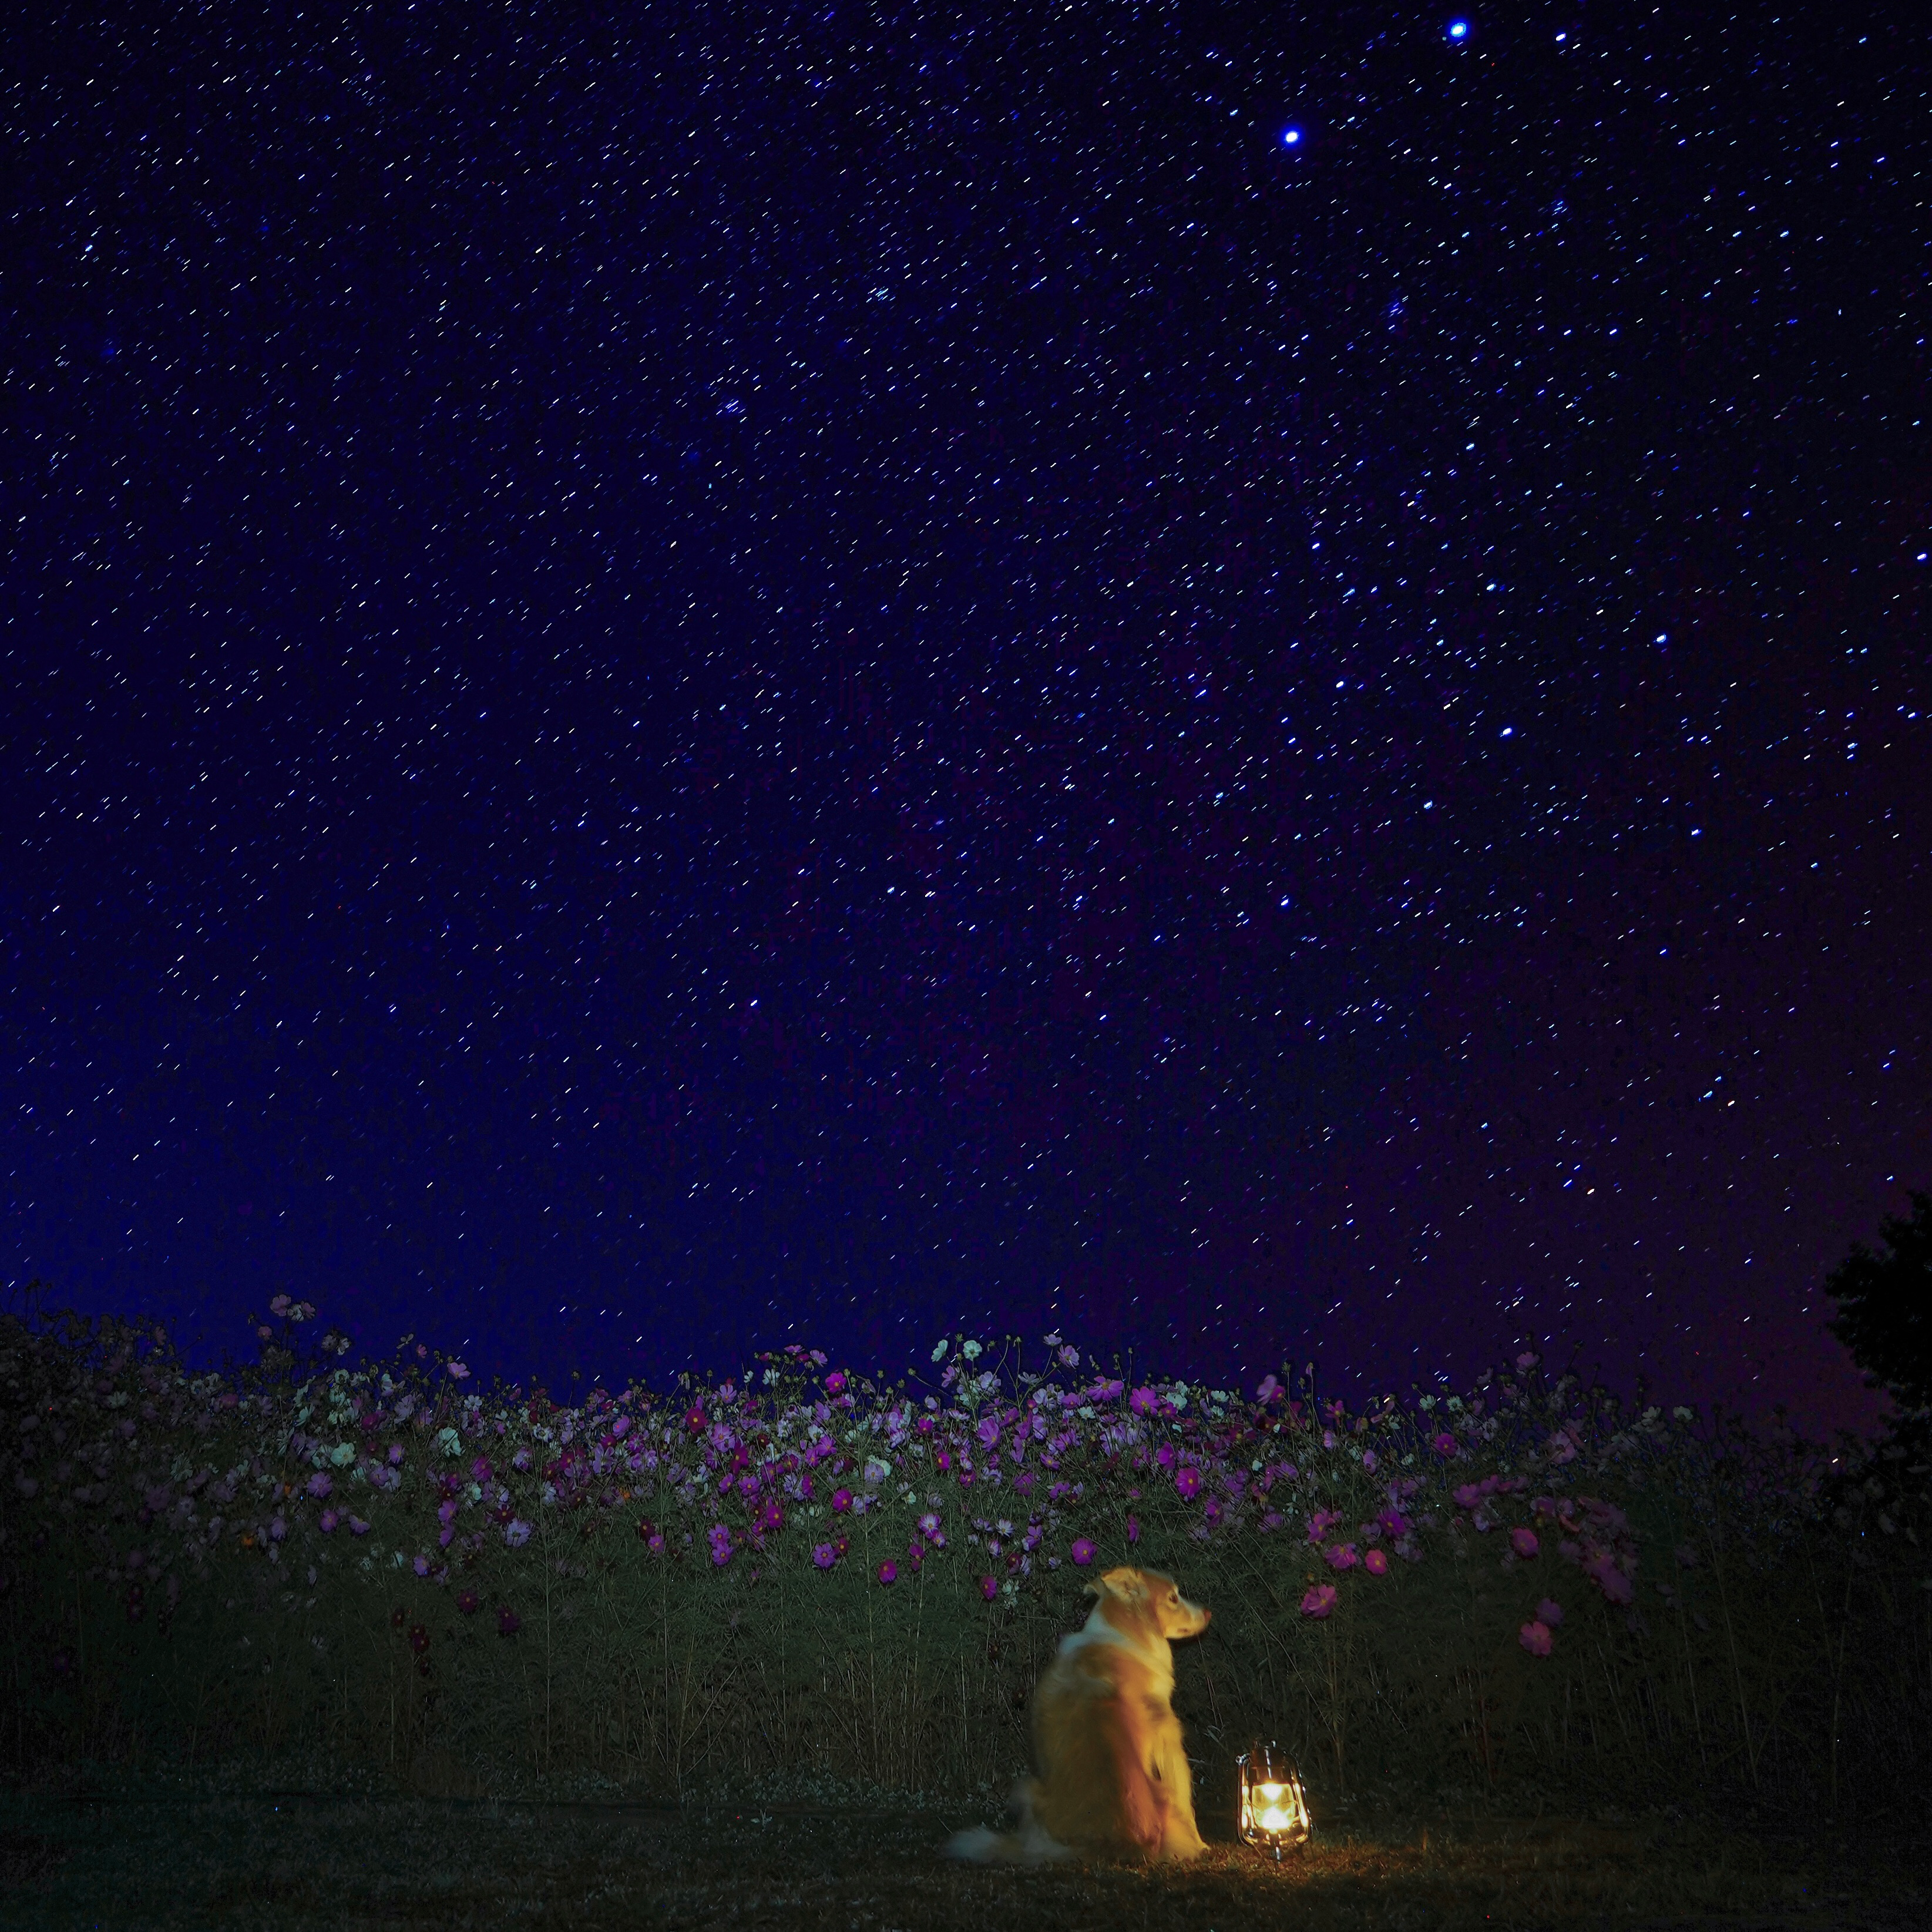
[
  {"xmin": 1824, "ymin": 1189, "xmax": 1932, "ymax": 1418},
  {"xmin": 2, "ymin": 1296, "xmax": 1929, "ymax": 1831}
]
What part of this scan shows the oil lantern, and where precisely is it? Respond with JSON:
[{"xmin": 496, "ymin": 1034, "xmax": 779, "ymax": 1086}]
[{"xmin": 1237, "ymin": 1742, "xmax": 1311, "ymax": 1857}]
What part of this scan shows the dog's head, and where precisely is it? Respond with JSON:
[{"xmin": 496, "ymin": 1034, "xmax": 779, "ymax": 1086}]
[{"xmin": 1086, "ymin": 1566, "xmax": 1211, "ymax": 1645}]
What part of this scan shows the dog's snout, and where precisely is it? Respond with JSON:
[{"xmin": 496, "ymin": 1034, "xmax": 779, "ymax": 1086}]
[{"xmin": 1198, "ymin": 1606, "xmax": 1211, "ymax": 1627}]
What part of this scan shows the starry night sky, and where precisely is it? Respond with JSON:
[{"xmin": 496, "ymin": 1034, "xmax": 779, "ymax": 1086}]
[{"xmin": 6, "ymin": 3, "xmax": 1927, "ymax": 1436}]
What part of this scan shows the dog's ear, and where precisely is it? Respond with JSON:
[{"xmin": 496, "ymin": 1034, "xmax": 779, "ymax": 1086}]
[{"xmin": 1097, "ymin": 1565, "xmax": 1145, "ymax": 1602}]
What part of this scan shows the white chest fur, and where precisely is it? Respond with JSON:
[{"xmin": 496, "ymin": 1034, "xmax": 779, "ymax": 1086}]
[{"xmin": 1057, "ymin": 1608, "xmax": 1176, "ymax": 1701}]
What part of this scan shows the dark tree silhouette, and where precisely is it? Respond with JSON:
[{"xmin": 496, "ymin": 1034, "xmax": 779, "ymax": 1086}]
[{"xmin": 1824, "ymin": 1190, "xmax": 1932, "ymax": 1417}]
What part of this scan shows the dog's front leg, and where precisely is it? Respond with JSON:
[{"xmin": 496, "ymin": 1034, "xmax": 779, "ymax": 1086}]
[
  {"xmin": 1100, "ymin": 1703, "xmax": 1165, "ymax": 1854},
  {"xmin": 1150, "ymin": 1719, "xmax": 1208, "ymax": 1859}
]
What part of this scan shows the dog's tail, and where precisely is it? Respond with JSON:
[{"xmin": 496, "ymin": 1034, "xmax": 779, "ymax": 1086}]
[{"xmin": 942, "ymin": 1780, "xmax": 1070, "ymax": 1864}]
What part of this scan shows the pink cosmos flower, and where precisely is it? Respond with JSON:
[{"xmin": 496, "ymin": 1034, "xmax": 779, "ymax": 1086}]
[
  {"xmin": 388, "ymin": 1444, "xmax": 405, "ymax": 1466},
  {"xmin": 707, "ymin": 1524, "xmax": 734, "ymax": 1566},
  {"xmin": 446, "ymin": 1360, "xmax": 471, "ymax": 1380},
  {"xmin": 1256, "ymin": 1373, "xmax": 1282, "ymax": 1405},
  {"xmin": 1174, "ymin": 1466, "xmax": 1203, "ymax": 1501},
  {"xmin": 268, "ymin": 1515, "xmax": 287, "ymax": 1542},
  {"xmin": 825, "ymin": 1370, "xmax": 848, "ymax": 1395},
  {"xmin": 1306, "ymin": 1508, "xmax": 1343, "ymax": 1544},
  {"xmin": 1070, "ymin": 1537, "xmax": 1096, "ymax": 1566},
  {"xmin": 1129, "ymin": 1386, "xmax": 1158, "ymax": 1416},
  {"xmin": 1516, "ymin": 1351, "xmax": 1539, "ymax": 1371},
  {"xmin": 976, "ymin": 1414, "xmax": 1002, "ymax": 1448},
  {"xmin": 319, "ymin": 1508, "xmax": 340, "ymax": 1534},
  {"xmin": 1433, "ymin": 1431, "xmax": 1457, "ymax": 1458},
  {"xmin": 498, "ymin": 1607, "xmax": 521, "ymax": 1637},
  {"xmin": 348, "ymin": 1516, "xmax": 370, "ymax": 1535},
  {"xmin": 456, "ymin": 1588, "xmax": 481, "ymax": 1615},
  {"xmin": 1585, "ymin": 1554, "xmax": 1634, "ymax": 1604},
  {"xmin": 1300, "ymin": 1584, "xmax": 1338, "ymax": 1619},
  {"xmin": 1454, "ymin": 1483, "xmax": 1484, "ymax": 1511},
  {"xmin": 305, "ymin": 1471, "xmax": 333, "ymax": 1499},
  {"xmin": 1125, "ymin": 1512, "xmax": 1141, "ymax": 1544},
  {"xmin": 1057, "ymin": 1344, "xmax": 1081, "ymax": 1367},
  {"xmin": 1323, "ymin": 1543, "xmax": 1360, "ymax": 1571},
  {"xmin": 877, "ymin": 1560, "xmax": 898, "ymax": 1585},
  {"xmin": 1538, "ymin": 1597, "xmax": 1564, "ymax": 1626},
  {"xmin": 812, "ymin": 1543, "xmax": 838, "ymax": 1569},
  {"xmin": 980, "ymin": 1574, "xmax": 999, "ymax": 1600},
  {"xmin": 1511, "ymin": 1527, "xmax": 1540, "ymax": 1560},
  {"xmin": 1519, "ymin": 1619, "xmax": 1553, "ymax": 1657},
  {"xmin": 1361, "ymin": 1449, "xmax": 1377, "ymax": 1474},
  {"xmin": 1363, "ymin": 1548, "xmax": 1389, "ymax": 1575},
  {"xmin": 831, "ymin": 1487, "xmax": 853, "ymax": 1513}
]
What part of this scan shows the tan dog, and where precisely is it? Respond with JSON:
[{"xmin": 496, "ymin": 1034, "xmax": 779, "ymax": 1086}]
[{"xmin": 945, "ymin": 1565, "xmax": 1212, "ymax": 1863}]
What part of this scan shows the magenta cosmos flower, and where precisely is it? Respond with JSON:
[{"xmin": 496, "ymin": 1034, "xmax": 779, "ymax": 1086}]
[
  {"xmin": 877, "ymin": 1560, "xmax": 898, "ymax": 1585},
  {"xmin": 1584, "ymin": 1553, "xmax": 1634, "ymax": 1604},
  {"xmin": 1538, "ymin": 1597, "xmax": 1564, "ymax": 1626},
  {"xmin": 1519, "ymin": 1619, "xmax": 1554, "ymax": 1657},
  {"xmin": 1174, "ymin": 1465, "xmax": 1203, "ymax": 1501},
  {"xmin": 812, "ymin": 1543, "xmax": 838, "ymax": 1569},
  {"xmin": 1511, "ymin": 1527, "xmax": 1540, "ymax": 1559},
  {"xmin": 1069, "ymin": 1537, "xmax": 1096, "ymax": 1566},
  {"xmin": 1363, "ymin": 1548, "xmax": 1389, "ymax": 1575},
  {"xmin": 1299, "ymin": 1584, "xmax": 1339, "ymax": 1619}
]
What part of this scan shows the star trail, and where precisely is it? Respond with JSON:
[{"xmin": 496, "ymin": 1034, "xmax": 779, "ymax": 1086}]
[{"xmin": 4, "ymin": 2, "xmax": 1927, "ymax": 1436}]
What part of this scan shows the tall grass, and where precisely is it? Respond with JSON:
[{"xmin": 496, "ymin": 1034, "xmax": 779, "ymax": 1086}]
[{"xmin": 3, "ymin": 1298, "xmax": 1927, "ymax": 1826}]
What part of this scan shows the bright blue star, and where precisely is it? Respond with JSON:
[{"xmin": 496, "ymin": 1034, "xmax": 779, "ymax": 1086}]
[
  {"xmin": 1447, "ymin": 18, "xmax": 1470, "ymax": 41},
  {"xmin": 1280, "ymin": 125, "xmax": 1302, "ymax": 147}
]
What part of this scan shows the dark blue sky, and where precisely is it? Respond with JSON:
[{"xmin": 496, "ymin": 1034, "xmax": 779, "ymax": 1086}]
[{"xmin": 6, "ymin": 2, "xmax": 1926, "ymax": 1436}]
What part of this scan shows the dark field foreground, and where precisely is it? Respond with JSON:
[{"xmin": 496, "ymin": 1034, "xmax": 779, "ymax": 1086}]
[{"xmin": 1, "ymin": 1789, "xmax": 1926, "ymax": 1932}]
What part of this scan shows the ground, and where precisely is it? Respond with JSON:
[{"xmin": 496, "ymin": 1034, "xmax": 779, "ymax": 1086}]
[{"xmin": 0, "ymin": 1789, "xmax": 1924, "ymax": 1930}]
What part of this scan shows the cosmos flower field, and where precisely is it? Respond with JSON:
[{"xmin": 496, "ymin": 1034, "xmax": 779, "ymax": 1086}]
[{"xmin": 3, "ymin": 1298, "xmax": 1925, "ymax": 1823}]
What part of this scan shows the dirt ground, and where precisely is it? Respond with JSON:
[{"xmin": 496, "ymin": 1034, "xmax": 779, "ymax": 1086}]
[{"xmin": 1, "ymin": 1789, "xmax": 1925, "ymax": 1931}]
